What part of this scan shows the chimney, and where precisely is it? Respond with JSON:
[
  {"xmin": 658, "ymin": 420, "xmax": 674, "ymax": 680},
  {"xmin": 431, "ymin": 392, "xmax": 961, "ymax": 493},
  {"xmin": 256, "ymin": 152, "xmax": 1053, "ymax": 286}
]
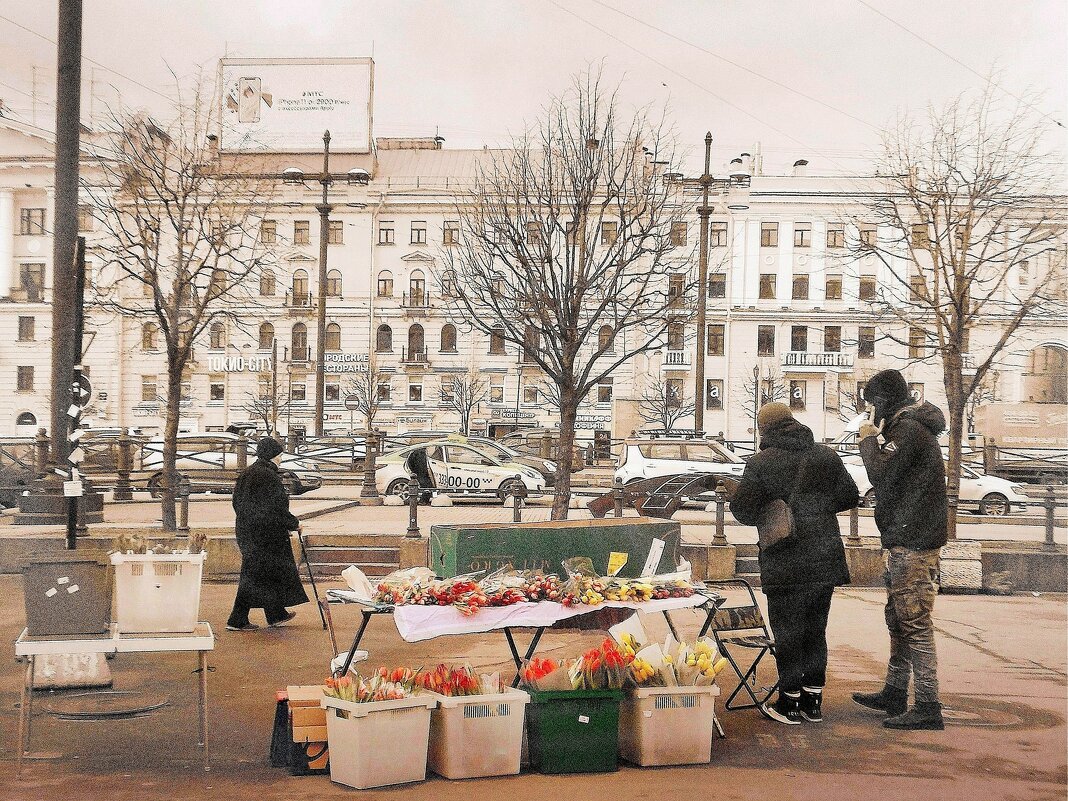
[{"xmin": 793, "ymin": 159, "xmax": 809, "ymax": 177}]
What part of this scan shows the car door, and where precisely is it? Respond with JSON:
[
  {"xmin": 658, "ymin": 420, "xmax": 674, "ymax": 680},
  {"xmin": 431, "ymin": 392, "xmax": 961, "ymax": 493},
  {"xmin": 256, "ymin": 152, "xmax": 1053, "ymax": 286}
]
[
  {"xmin": 640, "ymin": 442, "xmax": 686, "ymax": 477},
  {"xmin": 443, "ymin": 444, "xmax": 498, "ymax": 493},
  {"xmin": 423, "ymin": 445, "xmax": 448, "ymax": 488}
]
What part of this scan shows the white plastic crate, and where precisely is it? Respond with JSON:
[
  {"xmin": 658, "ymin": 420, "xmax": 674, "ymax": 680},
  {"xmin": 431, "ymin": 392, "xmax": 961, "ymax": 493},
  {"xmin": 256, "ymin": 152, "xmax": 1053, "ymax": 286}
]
[
  {"xmin": 619, "ymin": 684, "xmax": 720, "ymax": 766},
  {"xmin": 321, "ymin": 694, "xmax": 436, "ymax": 789},
  {"xmin": 426, "ymin": 688, "xmax": 529, "ymax": 779},
  {"xmin": 109, "ymin": 552, "xmax": 205, "ymax": 634}
]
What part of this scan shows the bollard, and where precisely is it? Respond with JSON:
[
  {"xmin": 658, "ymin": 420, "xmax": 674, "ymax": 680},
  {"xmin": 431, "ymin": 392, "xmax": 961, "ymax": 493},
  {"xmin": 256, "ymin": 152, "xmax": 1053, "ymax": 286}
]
[
  {"xmin": 712, "ymin": 480, "xmax": 728, "ymax": 547},
  {"xmin": 1044, "ymin": 485, "xmax": 1056, "ymax": 552},
  {"xmin": 848, "ymin": 505, "xmax": 861, "ymax": 546},
  {"xmin": 34, "ymin": 427, "xmax": 49, "ymax": 475},
  {"xmin": 113, "ymin": 432, "xmax": 133, "ymax": 501},
  {"xmin": 360, "ymin": 430, "xmax": 381, "ymax": 502},
  {"xmin": 613, "ymin": 476, "xmax": 624, "ymax": 518},
  {"xmin": 512, "ymin": 474, "xmax": 527, "ymax": 523},
  {"xmin": 236, "ymin": 436, "xmax": 248, "ymax": 471},
  {"xmin": 406, "ymin": 473, "xmax": 421, "ymax": 538},
  {"xmin": 983, "ymin": 439, "xmax": 997, "ymax": 475},
  {"xmin": 177, "ymin": 475, "xmax": 191, "ymax": 533}
]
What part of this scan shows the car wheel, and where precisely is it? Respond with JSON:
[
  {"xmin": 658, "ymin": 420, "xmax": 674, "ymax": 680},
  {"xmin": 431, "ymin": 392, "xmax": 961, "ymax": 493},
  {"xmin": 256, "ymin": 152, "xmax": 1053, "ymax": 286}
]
[
  {"xmin": 147, "ymin": 473, "xmax": 164, "ymax": 499},
  {"xmin": 386, "ymin": 478, "xmax": 411, "ymax": 503},
  {"xmin": 979, "ymin": 492, "xmax": 1009, "ymax": 516},
  {"xmin": 863, "ymin": 488, "xmax": 876, "ymax": 508},
  {"xmin": 497, "ymin": 478, "xmax": 523, "ymax": 505}
]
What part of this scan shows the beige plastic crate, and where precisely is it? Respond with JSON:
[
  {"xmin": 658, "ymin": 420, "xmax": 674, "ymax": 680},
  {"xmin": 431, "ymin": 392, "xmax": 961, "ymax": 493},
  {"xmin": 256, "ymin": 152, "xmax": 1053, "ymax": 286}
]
[
  {"xmin": 426, "ymin": 688, "xmax": 529, "ymax": 779},
  {"xmin": 110, "ymin": 552, "xmax": 205, "ymax": 633},
  {"xmin": 619, "ymin": 684, "xmax": 720, "ymax": 766},
  {"xmin": 321, "ymin": 694, "xmax": 436, "ymax": 789}
]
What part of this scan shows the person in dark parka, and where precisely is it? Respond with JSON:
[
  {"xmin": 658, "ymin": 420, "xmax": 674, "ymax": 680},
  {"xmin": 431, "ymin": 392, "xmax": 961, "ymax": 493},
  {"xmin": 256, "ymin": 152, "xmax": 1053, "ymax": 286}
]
[
  {"xmin": 853, "ymin": 368, "xmax": 948, "ymax": 731},
  {"xmin": 226, "ymin": 437, "xmax": 308, "ymax": 631},
  {"xmin": 730, "ymin": 402, "xmax": 859, "ymax": 725}
]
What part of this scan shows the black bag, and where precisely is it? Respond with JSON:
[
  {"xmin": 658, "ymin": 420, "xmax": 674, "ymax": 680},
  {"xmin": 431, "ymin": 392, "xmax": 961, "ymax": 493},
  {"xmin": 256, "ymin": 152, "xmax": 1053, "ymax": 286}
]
[{"xmin": 269, "ymin": 692, "xmax": 330, "ymax": 776}]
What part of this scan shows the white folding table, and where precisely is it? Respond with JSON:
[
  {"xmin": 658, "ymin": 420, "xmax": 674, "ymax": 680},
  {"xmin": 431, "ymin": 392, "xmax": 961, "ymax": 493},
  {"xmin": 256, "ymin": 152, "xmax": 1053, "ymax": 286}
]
[{"xmin": 14, "ymin": 623, "xmax": 215, "ymax": 777}]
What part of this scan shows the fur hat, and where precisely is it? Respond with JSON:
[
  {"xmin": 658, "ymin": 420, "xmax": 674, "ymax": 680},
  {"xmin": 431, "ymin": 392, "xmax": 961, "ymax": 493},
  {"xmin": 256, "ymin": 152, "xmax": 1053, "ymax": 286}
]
[
  {"xmin": 757, "ymin": 402, "xmax": 794, "ymax": 433},
  {"xmin": 863, "ymin": 369, "xmax": 910, "ymax": 406},
  {"xmin": 256, "ymin": 437, "xmax": 284, "ymax": 460}
]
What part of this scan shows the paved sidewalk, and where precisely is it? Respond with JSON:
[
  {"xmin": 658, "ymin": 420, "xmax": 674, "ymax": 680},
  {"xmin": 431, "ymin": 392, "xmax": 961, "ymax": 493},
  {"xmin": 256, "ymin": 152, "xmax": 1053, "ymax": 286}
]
[{"xmin": 0, "ymin": 577, "xmax": 1064, "ymax": 801}]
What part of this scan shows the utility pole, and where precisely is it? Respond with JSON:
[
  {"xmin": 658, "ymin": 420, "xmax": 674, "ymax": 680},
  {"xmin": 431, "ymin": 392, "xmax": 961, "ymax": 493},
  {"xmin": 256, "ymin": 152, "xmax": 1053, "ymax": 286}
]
[
  {"xmin": 693, "ymin": 132, "xmax": 713, "ymax": 432},
  {"xmin": 50, "ymin": 0, "xmax": 82, "ymax": 467},
  {"xmin": 314, "ymin": 130, "xmax": 333, "ymax": 436}
]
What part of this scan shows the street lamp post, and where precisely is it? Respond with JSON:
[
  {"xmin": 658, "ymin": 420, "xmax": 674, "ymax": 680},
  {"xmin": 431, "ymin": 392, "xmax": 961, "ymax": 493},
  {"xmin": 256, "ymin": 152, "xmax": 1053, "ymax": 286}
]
[
  {"xmin": 314, "ymin": 130, "xmax": 333, "ymax": 437},
  {"xmin": 693, "ymin": 132, "xmax": 713, "ymax": 433}
]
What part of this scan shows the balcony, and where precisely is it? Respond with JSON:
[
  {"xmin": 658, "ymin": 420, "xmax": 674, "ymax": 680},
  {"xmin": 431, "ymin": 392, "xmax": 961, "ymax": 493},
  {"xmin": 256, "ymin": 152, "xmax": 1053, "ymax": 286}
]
[
  {"xmin": 401, "ymin": 290, "xmax": 431, "ymax": 316},
  {"xmin": 781, "ymin": 351, "xmax": 854, "ymax": 372},
  {"xmin": 290, "ymin": 346, "xmax": 311, "ymax": 363},
  {"xmin": 285, "ymin": 291, "xmax": 314, "ymax": 313},
  {"xmin": 661, "ymin": 349, "xmax": 691, "ymax": 371},
  {"xmin": 401, "ymin": 347, "xmax": 430, "ymax": 367}
]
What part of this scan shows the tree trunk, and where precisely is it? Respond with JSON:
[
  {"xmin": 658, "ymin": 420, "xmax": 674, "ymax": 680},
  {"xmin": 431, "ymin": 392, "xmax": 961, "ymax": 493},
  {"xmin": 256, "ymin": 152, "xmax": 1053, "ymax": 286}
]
[
  {"xmin": 551, "ymin": 391, "xmax": 579, "ymax": 520},
  {"xmin": 943, "ymin": 353, "xmax": 966, "ymax": 542},
  {"xmin": 160, "ymin": 368, "xmax": 182, "ymax": 531}
]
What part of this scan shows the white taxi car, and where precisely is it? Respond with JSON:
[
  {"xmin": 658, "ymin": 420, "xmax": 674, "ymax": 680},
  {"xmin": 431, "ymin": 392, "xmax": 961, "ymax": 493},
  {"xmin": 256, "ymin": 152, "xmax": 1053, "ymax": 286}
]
[
  {"xmin": 615, "ymin": 437, "xmax": 746, "ymax": 485},
  {"xmin": 376, "ymin": 439, "xmax": 545, "ymax": 502}
]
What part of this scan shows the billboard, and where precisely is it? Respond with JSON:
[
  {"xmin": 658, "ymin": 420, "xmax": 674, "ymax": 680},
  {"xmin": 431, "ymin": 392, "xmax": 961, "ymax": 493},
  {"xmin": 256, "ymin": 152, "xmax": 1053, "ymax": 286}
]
[{"xmin": 218, "ymin": 58, "xmax": 373, "ymax": 153}]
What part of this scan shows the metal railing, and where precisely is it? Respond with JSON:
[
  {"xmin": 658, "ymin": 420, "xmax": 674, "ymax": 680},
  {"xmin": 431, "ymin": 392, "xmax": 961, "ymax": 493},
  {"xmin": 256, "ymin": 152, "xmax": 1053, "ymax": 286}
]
[
  {"xmin": 286, "ymin": 291, "xmax": 313, "ymax": 308},
  {"xmin": 782, "ymin": 351, "xmax": 854, "ymax": 369},
  {"xmin": 401, "ymin": 347, "xmax": 430, "ymax": 365},
  {"xmin": 401, "ymin": 290, "xmax": 431, "ymax": 309},
  {"xmin": 664, "ymin": 350, "xmax": 691, "ymax": 366}
]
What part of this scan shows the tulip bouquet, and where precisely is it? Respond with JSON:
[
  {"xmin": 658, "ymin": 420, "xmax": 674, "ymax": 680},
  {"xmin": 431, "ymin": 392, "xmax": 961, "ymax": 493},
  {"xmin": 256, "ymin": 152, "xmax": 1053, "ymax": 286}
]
[
  {"xmin": 414, "ymin": 664, "xmax": 501, "ymax": 697},
  {"xmin": 323, "ymin": 668, "xmax": 417, "ymax": 704},
  {"xmin": 568, "ymin": 638, "xmax": 635, "ymax": 690}
]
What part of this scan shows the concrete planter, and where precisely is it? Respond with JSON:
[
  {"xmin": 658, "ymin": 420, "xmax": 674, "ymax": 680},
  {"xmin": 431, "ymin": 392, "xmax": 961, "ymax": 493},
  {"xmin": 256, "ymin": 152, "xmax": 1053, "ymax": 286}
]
[{"xmin": 940, "ymin": 540, "xmax": 982, "ymax": 593}]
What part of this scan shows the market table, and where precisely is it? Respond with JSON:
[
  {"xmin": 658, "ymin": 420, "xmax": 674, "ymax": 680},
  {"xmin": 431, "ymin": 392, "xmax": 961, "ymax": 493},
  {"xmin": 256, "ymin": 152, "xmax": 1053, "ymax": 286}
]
[
  {"xmin": 14, "ymin": 623, "xmax": 215, "ymax": 777},
  {"xmin": 322, "ymin": 591, "xmax": 723, "ymax": 684}
]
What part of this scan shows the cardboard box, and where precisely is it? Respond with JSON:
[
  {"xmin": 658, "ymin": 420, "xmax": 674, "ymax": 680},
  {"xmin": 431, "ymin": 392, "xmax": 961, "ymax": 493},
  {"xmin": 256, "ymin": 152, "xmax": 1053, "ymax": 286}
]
[{"xmin": 292, "ymin": 724, "xmax": 328, "ymax": 743}]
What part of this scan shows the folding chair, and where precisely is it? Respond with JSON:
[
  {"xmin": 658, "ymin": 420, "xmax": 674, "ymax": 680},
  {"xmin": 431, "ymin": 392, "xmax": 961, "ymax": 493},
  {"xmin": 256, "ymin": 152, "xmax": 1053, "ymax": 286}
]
[{"xmin": 703, "ymin": 578, "xmax": 779, "ymax": 712}]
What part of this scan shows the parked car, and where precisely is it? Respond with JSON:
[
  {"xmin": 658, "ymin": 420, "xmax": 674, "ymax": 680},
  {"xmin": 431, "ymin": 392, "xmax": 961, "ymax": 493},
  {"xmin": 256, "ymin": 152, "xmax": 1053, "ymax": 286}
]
[
  {"xmin": 392, "ymin": 431, "xmax": 558, "ymax": 485},
  {"xmin": 841, "ymin": 455, "xmax": 1030, "ymax": 515},
  {"xmin": 615, "ymin": 437, "xmax": 746, "ymax": 485},
  {"xmin": 139, "ymin": 433, "xmax": 323, "ymax": 496},
  {"xmin": 499, "ymin": 428, "xmax": 585, "ymax": 472},
  {"xmin": 376, "ymin": 439, "xmax": 545, "ymax": 502}
]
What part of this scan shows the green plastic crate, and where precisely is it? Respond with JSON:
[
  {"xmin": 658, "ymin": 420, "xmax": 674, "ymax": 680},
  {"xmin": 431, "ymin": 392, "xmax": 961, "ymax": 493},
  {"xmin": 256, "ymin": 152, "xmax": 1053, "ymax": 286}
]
[{"xmin": 525, "ymin": 690, "xmax": 622, "ymax": 774}]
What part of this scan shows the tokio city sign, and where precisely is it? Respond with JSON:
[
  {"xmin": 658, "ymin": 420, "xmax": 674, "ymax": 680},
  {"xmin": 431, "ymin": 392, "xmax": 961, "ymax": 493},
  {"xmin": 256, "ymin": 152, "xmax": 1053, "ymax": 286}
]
[{"xmin": 206, "ymin": 355, "xmax": 273, "ymax": 373}]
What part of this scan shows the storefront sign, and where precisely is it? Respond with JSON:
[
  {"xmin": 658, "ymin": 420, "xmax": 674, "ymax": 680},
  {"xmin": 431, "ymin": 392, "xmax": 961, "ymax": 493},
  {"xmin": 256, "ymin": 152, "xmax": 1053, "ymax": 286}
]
[
  {"xmin": 576, "ymin": 413, "xmax": 612, "ymax": 428},
  {"xmin": 397, "ymin": 415, "xmax": 432, "ymax": 425},
  {"xmin": 324, "ymin": 353, "xmax": 370, "ymax": 373},
  {"xmin": 491, "ymin": 409, "xmax": 536, "ymax": 420},
  {"xmin": 132, "ymin": 403, "xmax": 161, "ymax": 417},
  {"xmin": 207, "ymin": 355, "xmax": 273, "ymax": 373}
]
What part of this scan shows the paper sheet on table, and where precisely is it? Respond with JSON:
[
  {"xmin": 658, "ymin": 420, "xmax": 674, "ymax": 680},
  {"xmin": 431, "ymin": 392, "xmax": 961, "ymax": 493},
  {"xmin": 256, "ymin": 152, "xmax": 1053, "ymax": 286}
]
[{"xmin": 392, "ymin": 595, "xmax": 706, "ymax": 643}]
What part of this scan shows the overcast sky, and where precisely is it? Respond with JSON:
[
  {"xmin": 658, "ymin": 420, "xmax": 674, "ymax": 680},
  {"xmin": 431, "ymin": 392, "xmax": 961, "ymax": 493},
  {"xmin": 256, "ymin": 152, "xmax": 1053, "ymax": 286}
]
[{"xmin": 1, "ymin": 0, "xmax": 1065, "ymax": 175}]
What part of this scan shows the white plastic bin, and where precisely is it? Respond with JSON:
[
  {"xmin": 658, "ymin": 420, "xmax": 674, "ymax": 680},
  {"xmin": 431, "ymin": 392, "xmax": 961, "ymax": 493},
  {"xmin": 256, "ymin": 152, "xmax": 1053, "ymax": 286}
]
[
  {"xmin": 110, "ymin": 551, "xmax": 205, "ymax": 634},
  {"xmin": 619, "ymin": 684, "xmax": 720, "ymax": 766},
  {"xmin": 426, "ymin": 688, "xmax": 529, "ymax": 779},
  {"xmin": 321, "ymin": 694, "xmax": 436, "ymax": 789}
]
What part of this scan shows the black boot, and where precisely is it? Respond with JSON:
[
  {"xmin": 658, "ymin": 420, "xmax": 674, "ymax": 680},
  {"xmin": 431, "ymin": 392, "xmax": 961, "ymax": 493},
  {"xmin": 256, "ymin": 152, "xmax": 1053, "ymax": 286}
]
[
  {"xmin": 761, "ymin": 692, "xmax": 802, "ymax": 725},
  {"xmin": 852, "ymin": 685, "xmax": 907, "ymax": 717},
  {"xmin": 883, "ymin": 701, "xmax": 945, "ymax": 730},
  {"xmin": 799, "ymin": 686, "xmax": 823, "ymax": 722}
]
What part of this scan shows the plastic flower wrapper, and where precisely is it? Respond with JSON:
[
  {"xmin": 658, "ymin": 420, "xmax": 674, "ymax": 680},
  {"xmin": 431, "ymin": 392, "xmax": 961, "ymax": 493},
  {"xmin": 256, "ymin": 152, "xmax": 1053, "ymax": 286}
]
[
  {"xmin": 520, "ymin": 656, "xmax": 570, "ymax": 691},
  {"xmin": 636, "ymin": 643, "xmax": 677, "ymax": 687},
  {"xmin": 324, "ymin": 669, "xmax": 414, "ymax": 703},
  {"xmin": 414, "ymin": 664, "xmax": 492, "ymax": 696},
  {"xmin": 609, "ymin": 614, "xmax": 650, "ymax": 655}
]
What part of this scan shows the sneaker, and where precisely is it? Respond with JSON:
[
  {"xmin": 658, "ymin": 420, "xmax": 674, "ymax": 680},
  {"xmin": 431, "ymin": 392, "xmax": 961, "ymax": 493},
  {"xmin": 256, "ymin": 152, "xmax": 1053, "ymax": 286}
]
[
  {"xmin": 226, "ymin": 623, "xmax": 260, "ymax": 632},
  {"xmin": 267, "ymin": 611, "xmax": 297, "ymax": 628},
  {"xmin": 853, "ymin": 685, "xmax": 908, "ymax": 717},
  {"xmin": 760, "ymin": 693, "xmax": 803, "ymax": 725},
  {"xmin": 799, "ymin": 687, "xmax": 823, "ymax": 722},
  {"xmin": 883, "ymin": 702, "xmax": 945, "ymax": 730}
]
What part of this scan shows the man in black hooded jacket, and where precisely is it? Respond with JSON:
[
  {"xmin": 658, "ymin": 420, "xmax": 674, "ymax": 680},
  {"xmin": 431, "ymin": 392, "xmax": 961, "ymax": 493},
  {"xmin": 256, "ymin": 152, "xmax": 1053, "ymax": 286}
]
[{"xmin": 853, "ymin": 369, "xmax": 947, "ymax": 730}]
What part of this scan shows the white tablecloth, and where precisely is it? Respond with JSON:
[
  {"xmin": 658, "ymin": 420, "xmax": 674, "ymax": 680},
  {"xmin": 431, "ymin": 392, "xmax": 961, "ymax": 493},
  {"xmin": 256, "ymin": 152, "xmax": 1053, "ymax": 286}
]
[{"xmin": 392, "ymin": 595, "xmax": 708, "ymax": 643}]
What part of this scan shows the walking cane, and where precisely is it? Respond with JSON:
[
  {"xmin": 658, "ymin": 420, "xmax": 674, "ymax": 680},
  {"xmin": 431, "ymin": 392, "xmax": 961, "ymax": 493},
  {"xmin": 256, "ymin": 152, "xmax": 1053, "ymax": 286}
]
[{"xmin": 296, "ymin": 525, "xmax": 327, "ymax": 629}]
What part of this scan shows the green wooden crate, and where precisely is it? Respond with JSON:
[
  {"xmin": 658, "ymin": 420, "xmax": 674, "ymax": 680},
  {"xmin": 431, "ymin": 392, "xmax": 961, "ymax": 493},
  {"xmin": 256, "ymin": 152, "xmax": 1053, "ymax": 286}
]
[{"xmin": 429, "ymin": 517, "xmax": 681, "ymax": 579}]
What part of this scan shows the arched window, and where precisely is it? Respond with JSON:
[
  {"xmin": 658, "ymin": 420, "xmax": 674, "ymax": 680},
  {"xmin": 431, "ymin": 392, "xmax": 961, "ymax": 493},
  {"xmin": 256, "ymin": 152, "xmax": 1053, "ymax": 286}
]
[
  {"xmin": 208, "ymin": 268, "xmax": 226, "ymax": 298},
  {"xmin": 141, "ymin": 322, "xmax": 158, "ymax": 351},
  {"xmin": 440, "ymin": 323, "xmax": 457, "ymax": 353},
  {"xmin": 407, "ymin": 324, "xmax": 425, "ymax": 358},
  {"xmin": 325, "ymin": 322, "xmax": 342, "ymax": 351},
  {"xmin": 409, "ymin": 270, "xmax": 426, "ymax": 306},
  {"xmin": 209, "ymin": 322, "xmax": 226, "ymax": 350},
  {"xmin": 258, "ymin": 322, "xmax": 275, "ymax": 350},
  {"xmin": 292, "ymin": 269, "xmax": 309, "ymax": 302},
  {"xmin": 292, "ymin": 323, "xmax": 308, "ymax": 360},
  {"xmin": 259, "ymin": 269, "xmax": 275, "ymax": 297},
  {"xmin": 326, "ymin": 269, "xmax": 342, "ymax": 297},
  {"xmin": 598, "ymin": 325, "xmax": 615, "ymax": 353},
  {"xmin": 667, "ymin": 322, "xmax": 685, "ymax": 350},
  {"xmin": 377, "ymin": 270, "xmax": 393, "ymax": 297},
  {"xmin": 376, "ymin": 324, "xmax": 393, "ymax": 353},
  {"xmin": 16, "ymin": 412, "xmax": 37, "ymax": 429}
]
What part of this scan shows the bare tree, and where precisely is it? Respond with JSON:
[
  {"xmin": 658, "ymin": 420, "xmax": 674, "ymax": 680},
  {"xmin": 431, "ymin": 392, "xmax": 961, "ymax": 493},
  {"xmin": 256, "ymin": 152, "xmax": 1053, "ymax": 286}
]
[
  {"xmin": 737, "ymin": 365, "xmax": 789, "ymax": 421},
  {"xmin": 638, "ymin": 378, "xmax": 695, "ymax": 432},
  {"xmin": 965, "ymin": 369, "xmax": 1000, "ymax": 435},
  {"xmin": 85, "ymin": 82, "xmax": 276, "ymax": 529},
  {"xmin": 345, "ymin": 366, "xmax": 388, "ymax": 429},
  {"xmin": 851, "ymin": 86, "xmax": 1067, "ymax": 538},
  {"xmin": 439, "ymin": 372, "xmax": 488, "ymax": 435},
  {"xmin": 239, "ymin": 390, "xmax": 289, "ymax": 436},
  {"xmin": 443, "ymin": 70, "xmax": 695, "ymax": 518}
]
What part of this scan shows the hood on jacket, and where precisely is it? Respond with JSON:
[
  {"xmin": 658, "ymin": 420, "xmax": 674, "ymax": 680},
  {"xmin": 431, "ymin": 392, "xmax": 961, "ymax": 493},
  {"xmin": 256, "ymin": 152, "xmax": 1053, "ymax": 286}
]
[
  {"xmin": 759, "ymin": 417, "xmax": 816, "ymax": 452},
  {"xmin": 864, "ymin": 369, "xmax": 911, "ymax": 425},
  {"xmin": 892, "ymin": 401, "xmax": 946, "ymax": 436}
]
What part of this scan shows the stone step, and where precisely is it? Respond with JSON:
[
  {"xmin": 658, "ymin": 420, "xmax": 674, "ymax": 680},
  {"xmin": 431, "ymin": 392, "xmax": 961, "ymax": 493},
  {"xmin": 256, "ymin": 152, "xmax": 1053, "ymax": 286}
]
[
  {"xmin": 736, "ymin": 572, "xmax": 762, "ymax": 588},
  {"xmin": 735, "ymin": 543, "xmax": 760, "ymax": 558},
  {"xmin": 302, "ymin": 533, "xmax": 405, "ymax": 548},
  {"xmin": 309, "ymin": 561, "xmax": 396, "ymax": 578},
  {"xmin": 305, "ymin": 547, "xmax": 399, "ymax": 564}
]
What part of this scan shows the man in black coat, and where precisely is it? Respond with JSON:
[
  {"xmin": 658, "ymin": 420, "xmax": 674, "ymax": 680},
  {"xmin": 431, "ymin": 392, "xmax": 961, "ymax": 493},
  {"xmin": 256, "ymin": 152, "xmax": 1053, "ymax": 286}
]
[
  {"xmin": 731, "ymin": 403, "xmax": 859, "ymax": 724},
  {"xmin": 853, "ymin": 369, "xmax": 948, "ymax": 730},
  {"xmin": 226, "ymin": 437, "xmax": 309, "ymax": 631}
]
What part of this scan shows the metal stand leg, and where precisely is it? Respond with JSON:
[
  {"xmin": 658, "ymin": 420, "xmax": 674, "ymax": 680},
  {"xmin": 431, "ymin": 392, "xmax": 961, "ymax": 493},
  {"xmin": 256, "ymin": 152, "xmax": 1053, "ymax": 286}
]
[
  {"xmin": 504, "ymin": 627, "xmax": 545, "ymax": 687},
  {"xmin": 336, "ymin": 611, "xmax": 373, "ymax": 678},
  {"xmin": 297, "ymin": 529, "xmax": 327, "ymax": 629},
  {"xmin": 198, "ymin": 651, "xmax": 209, "ymax": 772},
  {"xmin": 663, "ymin": 611, "xmax": 681, "ymax": 642},
  {"xmin": 321, "ymin": 600, "xmax": 338, "ymax": 656},
  {"xmin": 17, "ymin": 656, "xmax": 34, "ymax": 780}
]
